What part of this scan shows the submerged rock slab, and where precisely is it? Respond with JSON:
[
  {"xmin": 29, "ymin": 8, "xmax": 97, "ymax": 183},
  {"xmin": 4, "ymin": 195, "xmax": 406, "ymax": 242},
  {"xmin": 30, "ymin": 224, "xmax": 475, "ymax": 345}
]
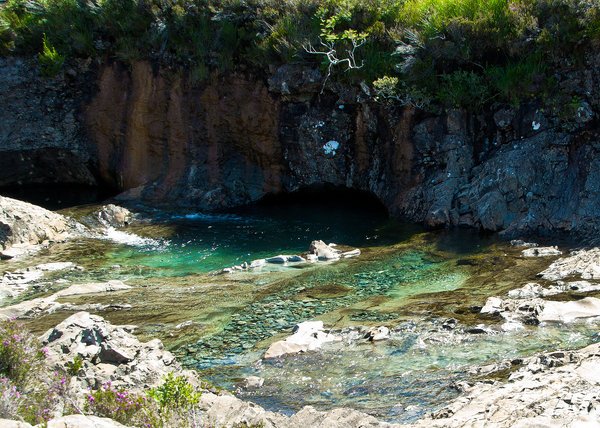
[
  {"xmin": 264, "ymin": 320, "xmax": 337, "ymax": 359},
  {"xmin": 0, "ymin": 262, "xmax": 79, "ymax": 301},
  {"xmin": 308, "ymin": 240, "xmax": 341, "ymax": 260}
]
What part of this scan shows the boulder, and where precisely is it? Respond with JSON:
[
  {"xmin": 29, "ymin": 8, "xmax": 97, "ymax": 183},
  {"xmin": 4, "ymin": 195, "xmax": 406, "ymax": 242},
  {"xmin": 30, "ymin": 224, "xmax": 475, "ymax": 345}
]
[
  {"xmin": 242, "ymin": 376, "xmax": 265, "ymax": 389},
  {"xmin": 94, "ymin": 204, "xmax": 132, "ymax": 228},
  {"xmin": 266, "ymin": 255, "xmax": 291, "ymax": 264},
  {"xmin": 47, "ymin": 415, "xmax": 129, "ymax": 428},
  {"xmin": 0, "ymin": 420, "xmax": 33, "ymax": 428},
  {"xmin": 0, "ymin": 196, "xmax": 86, "ymax": 252},
  {"xmin": 365, "ymin": 326, "xmax": 390, "ymax": 341},
  {"xmin": 308, "ymin": 240, "xmax": 341, "ymax": 261}
]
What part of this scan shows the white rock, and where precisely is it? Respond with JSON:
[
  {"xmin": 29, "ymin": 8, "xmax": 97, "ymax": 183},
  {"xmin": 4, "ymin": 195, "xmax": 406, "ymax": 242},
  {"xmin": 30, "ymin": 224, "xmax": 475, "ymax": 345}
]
[
  {"xmin": 250, "ymin": 259, "xmax": 266, "ymax": 268},
  {"xmin": 481, "ymin": 296, "xmax": 504, "ymax": 314},
  {"xmin": 538, "ymin": 297, "xmax": 600, "ymax": 323},
  {"xmin": 264, "ymin": 320, "xmax": 337, "ymax": 359},
  {"xmin": 242, "ymin": 376, "xmax": 265, "ymax": 389},
  {"xmin": 342, "ymin": 249, "xmax": 361, "ymax": 258},
  {"xmin": 521, "ymin": 246, "xmax": 562, "ymax": 257},
  {"xmin": 366, "ymin": 326, "xmax": 390, "ymax": 341}
]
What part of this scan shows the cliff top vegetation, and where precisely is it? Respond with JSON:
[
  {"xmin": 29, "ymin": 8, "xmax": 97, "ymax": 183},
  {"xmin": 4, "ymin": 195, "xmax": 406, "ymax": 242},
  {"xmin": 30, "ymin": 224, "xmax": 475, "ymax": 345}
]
[{"xmin": 1, "ymin": 0, "xmax": 599, "ymax": 109}]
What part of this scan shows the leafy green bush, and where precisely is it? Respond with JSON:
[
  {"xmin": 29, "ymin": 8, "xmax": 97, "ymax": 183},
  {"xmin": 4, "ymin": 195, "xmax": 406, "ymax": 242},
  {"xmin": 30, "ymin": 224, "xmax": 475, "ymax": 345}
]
[
  {"xmin": 0, "ymin": 0, "xmax": 597, "ymax": 109},
  {"xmin": 65, "ymin": 355, "xmax": 83, "ymax": 376},
  {"xmin": 148, "ymin": 372, "xmax": 201, "ymax": 416},
  {"xmin": 38, "ymin": 33, "xmax": 64, "ymax": 77}
]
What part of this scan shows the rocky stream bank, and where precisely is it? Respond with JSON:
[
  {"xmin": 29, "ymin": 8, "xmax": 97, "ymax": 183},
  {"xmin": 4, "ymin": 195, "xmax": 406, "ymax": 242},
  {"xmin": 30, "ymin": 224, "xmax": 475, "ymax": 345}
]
[{"xmin": 0, "ymin": 197, "xmax": 600, "ymax": 427}]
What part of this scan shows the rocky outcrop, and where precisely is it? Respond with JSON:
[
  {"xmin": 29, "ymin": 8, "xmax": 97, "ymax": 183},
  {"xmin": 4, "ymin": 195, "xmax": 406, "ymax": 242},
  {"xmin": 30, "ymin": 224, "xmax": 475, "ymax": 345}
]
[
  {"xmin": 42, "ymin": 312, "xmax": 192, "ymax": 392},
  {"xmin": 0, "ymin": 196, "xmax": 86, "ymax": 255},
  {"xmin": 2, "ymin": 55, "xmax": 600, "ymax": 236},
  {"xmin": 540, "ymin": 248, "xmax": 600, "ymax": 281},
  {"xmin": 91, "ymin": 205, "xmax": 133, "ymax": 229},
  {"xmin": 407, "ymin": 343, "xmax": 600, "ymax": 428}
]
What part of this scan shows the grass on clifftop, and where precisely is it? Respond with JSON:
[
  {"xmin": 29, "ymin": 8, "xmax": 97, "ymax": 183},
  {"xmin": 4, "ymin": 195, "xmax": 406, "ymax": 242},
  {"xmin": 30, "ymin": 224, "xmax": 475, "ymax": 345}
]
[{"xmin": 1, "ymin": 0, "xmax": 599, "ymax": 110}]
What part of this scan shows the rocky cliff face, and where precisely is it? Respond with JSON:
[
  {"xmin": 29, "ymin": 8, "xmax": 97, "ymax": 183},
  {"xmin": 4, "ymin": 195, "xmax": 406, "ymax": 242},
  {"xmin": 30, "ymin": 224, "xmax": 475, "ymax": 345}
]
[{"xmin": 1, "ymin": 57, "xmax": 599, "ymax": 238}]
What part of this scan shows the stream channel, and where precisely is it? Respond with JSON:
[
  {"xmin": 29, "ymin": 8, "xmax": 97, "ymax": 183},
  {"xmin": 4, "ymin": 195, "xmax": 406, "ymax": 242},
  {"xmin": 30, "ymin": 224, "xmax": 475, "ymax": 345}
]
[{"xmin": 4, "ymin": 190, "xmax": 599, "ymax": 424}]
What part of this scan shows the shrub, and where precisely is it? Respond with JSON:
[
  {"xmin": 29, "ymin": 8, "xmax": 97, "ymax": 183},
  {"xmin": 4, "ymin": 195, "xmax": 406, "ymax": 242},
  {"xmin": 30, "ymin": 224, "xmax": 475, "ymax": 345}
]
[
  {"xmin": 147, "ymin": 372, "xmax": 201, "ymax": 416},
  {"xmin": 65, "ymin": 355, "xmax": 83, "ymax": 376},
  {"xmin": 86, "ymin": 382, "xmax": 159, "ymax": 427},
  {"xmin": 0, "ymin": 318, "xmax": 72, "ymax": 425},
  {"xmin": 0, "ymin": 318, "xmax": 46, "ymax": 388},
  {"xmin": 38, "ymin": 33, "xmax": 64, "ymax": 77}
]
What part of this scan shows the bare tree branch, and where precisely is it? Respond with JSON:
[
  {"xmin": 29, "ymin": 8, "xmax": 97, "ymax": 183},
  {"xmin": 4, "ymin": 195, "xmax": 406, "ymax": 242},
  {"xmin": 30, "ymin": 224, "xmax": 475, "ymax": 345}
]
[{"xmin": 303, "ymin": 37, "xmax": 366, "ymax": 94}]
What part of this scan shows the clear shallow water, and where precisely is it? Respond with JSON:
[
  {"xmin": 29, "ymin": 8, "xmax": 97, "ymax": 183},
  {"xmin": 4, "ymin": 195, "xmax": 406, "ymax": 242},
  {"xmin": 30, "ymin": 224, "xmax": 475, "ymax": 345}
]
[{"xmin": 5, "ymin": 194, "xmax": 599, "ymax": 423}]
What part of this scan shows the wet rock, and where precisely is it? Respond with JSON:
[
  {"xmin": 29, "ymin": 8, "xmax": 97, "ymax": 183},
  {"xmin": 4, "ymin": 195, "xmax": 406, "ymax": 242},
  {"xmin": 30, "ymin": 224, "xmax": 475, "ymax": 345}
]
[
  {"xmin": 365, "ymin": 326, "xmax": 391, "ymax": 341},
  {"xmin": 242, "ymin": 376, "xmax": 265, "ymax": 389},
  {"xmin": 508, "ymin": 281, "xmax": 600, "ymax": 299},
  {"xmin": 264, "ymin": 320, "xmax": 337, "ymax": 359},
  {"xmin": 342, "ymin": 249, "xmax": 361, "ymax": 258},
  {"xmin": 54, "ymin": 280, "xmax": 131, "ymax": 297},
  {"xmin": 266, "ymin": 255, "xmax": 289, "ymax": 264},
  {"xmin": 510, "ymin": 239, "xmax": 538, "ymax": 247},
  {"xmin": 308, "ymin": 240, "xmax": 341, "ymax": 261},
  {"xmin": 441, "ymin": 318, "xmax": 458, "ymax": 330},
  {"xmin": 493, "ymin": 108, "xmax": 515, "ymax": 129},
  {"xmin": 0, "ymin": 196, "xmax": 87, "ymax": 253},
  {"xmin": 521, "ymin": 246, "xmax": 562, "ymax": 257},
  {"xmin": 94, "ymin": 204, "xmax": 133, "ymax": 228},
  {"xmin": 410, "ymin": 343, "xmax": 600, "ymax": 427},
  {"xmin": 0, "ymin": 262, "xmax": 78, "ymax": 301},
  {"xmin": 250, "ymin": 259, "xmax": 267, "ymax": 268}
]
